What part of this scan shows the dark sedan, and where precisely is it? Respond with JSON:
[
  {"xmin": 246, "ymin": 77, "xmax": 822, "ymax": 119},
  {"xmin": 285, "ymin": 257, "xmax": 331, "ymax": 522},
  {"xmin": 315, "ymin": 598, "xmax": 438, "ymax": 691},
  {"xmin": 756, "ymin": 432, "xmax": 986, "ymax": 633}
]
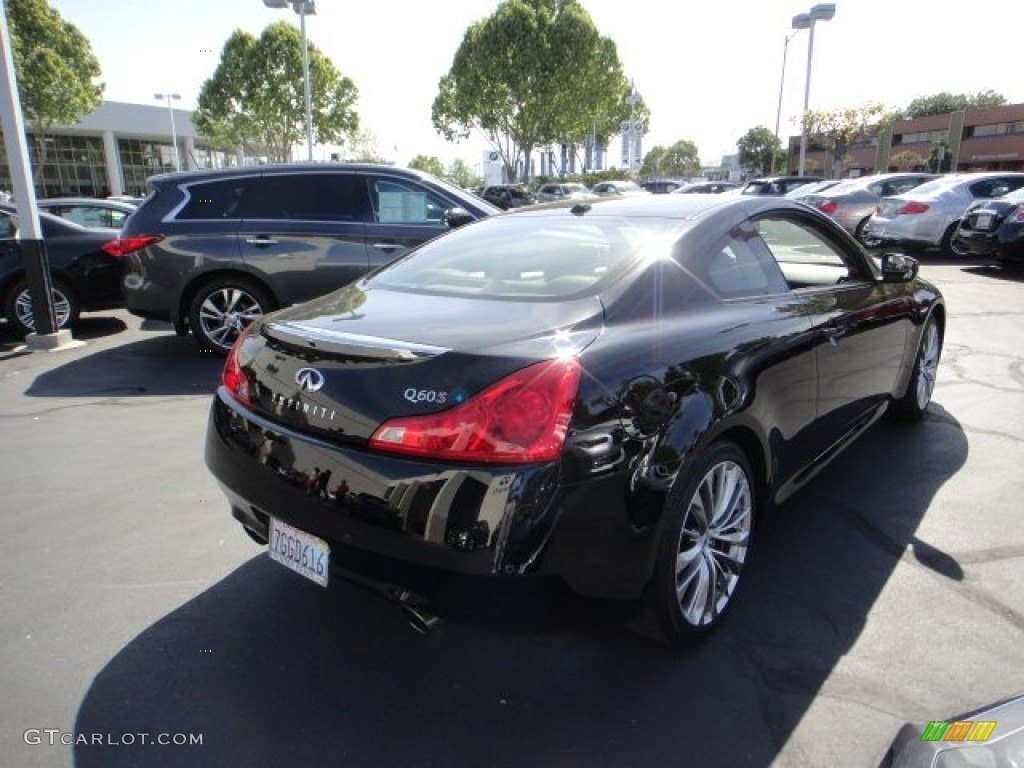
[
  {"xmin": 205, "ymin": 195, "xmax": 945, "ymax": 645},
  {"xmin": 0, "ymin": 205, "xmax": 130, "ymax": 333},
  {"xmin": 953, "ymin": 186, "xmax": 1024, "ymax": 267}
]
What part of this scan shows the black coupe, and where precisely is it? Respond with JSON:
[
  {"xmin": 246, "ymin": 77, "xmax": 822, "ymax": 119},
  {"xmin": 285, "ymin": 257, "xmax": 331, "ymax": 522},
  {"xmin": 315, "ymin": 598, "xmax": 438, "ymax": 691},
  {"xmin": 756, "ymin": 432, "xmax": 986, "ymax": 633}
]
[{"xmin": 205, "ymin": 194, "xmax": 945, "ymax": 645}]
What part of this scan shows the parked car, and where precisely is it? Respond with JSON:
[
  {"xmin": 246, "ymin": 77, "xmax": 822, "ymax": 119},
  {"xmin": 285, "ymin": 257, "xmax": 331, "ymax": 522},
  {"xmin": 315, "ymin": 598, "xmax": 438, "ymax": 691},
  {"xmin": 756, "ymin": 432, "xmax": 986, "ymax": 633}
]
[
  {"xmin": 480, "ymin": 184, "xmax": 536, "ymax": 210},
  {"xmin": 673, "ymin": 181, "xmax": 741, "ymax": 194},
  {"xmin": 863, "ymin": 172, "xmax": 1024, "ymax": 255},
  {"xmin": 783, "ymin": 179, "xmax": 844, "ymax": 200},
  {"xmin": 740, "ymin": 176, "xmax": 824, "ymax": 196},
  {"xmin": 38, "ymin": 197, "xmax": 138, "ymax": 230},
  {"xmin": 205, "ymin": 193, "xmax": 944, "ymax": 645},
  {"xmin": 591, "ymin": 180, "xmax": 649, "ymax": 196},
  {"xmin": 534, "ymin": 182, "xmax": 595, "ymax": 202},
  {"xmin": 118, "ymin": 164, "xmax": 499, "ymax": 353},
  {"xmin": 794, "ymin": 173, "xmax": 938, "ymax": 241},
  {"xmin": 0, "ymin": 204, "xmax": 129, "ymax": 333},
  {"xmin": 952, "ymin": 186, "xmax": 1024, "ymax": 268},
  {"xmin": 641, "ymin": 179, "xmax": 685, "ymax": 194}
]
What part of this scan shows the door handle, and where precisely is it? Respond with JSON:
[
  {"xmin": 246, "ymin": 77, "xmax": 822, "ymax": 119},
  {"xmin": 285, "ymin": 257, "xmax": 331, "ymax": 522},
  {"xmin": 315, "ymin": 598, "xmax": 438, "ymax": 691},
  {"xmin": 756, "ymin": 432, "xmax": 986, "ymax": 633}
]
[
  {"xmin": 245, "ymin": 237, "xmax": 279, "ymax": 247},
  {"xmin": 372, "ymin": 243, "xmax": 402, "ymax": 251}
]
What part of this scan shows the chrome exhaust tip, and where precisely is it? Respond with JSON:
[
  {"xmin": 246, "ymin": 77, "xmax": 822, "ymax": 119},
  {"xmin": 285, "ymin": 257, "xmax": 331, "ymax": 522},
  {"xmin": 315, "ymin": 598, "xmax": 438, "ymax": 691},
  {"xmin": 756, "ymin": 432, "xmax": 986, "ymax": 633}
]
[{"xmin": 395, "ymin": 590, "xmax": 440, "ymax": 634}]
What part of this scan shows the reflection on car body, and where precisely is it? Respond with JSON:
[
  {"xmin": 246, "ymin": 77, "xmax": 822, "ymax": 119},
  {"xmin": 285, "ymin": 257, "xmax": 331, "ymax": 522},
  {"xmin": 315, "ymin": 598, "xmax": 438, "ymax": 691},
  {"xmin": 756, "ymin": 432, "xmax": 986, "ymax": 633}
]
[{"xmin": 206, "ymin": 194, "xmax": 945, "ymax": 645}]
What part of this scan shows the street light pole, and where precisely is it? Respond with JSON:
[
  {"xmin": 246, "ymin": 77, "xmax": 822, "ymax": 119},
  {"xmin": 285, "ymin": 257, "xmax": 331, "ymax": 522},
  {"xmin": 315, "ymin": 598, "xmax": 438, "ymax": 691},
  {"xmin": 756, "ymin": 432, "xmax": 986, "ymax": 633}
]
[
  {"xmin": 264, "ymin": 0, "xmax": 316, "ymax": 162},
  {"xmin": 775, "ymin": 27, "xmax": 804, "ymax": 174},
  {"xmin": 796, "ymin": 3, "xmax": 836, "ymax": 176},
  {"xmin": 154, "ymin": 92, "xmax": 181, "ymax": 172}
]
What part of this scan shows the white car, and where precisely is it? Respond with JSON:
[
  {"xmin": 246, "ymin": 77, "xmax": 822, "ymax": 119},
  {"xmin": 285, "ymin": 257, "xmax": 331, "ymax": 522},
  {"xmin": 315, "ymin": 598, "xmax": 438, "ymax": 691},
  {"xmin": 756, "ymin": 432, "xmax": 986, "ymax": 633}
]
[
  {"xmin": 534, "ymin": 183, "xmax": 596, "ymax": 203},
  {"xmin": 590, "ymin": 180, "xmax": 649, "ymax": 197},
  {"xmin": 863, "ymin": 172, "xmax": 1024, "ymax": 255}
]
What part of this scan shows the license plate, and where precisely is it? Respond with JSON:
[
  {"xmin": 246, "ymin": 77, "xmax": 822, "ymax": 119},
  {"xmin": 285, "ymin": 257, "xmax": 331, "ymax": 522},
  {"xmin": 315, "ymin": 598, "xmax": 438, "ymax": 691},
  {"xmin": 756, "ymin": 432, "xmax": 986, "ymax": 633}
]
[
  {"xmin": 975, "ymin": 213, "xmax": 993, "ymax": 229},
  {"xmin": 268, "ymin": 517, "xmax": 329, "ymax": 587}
]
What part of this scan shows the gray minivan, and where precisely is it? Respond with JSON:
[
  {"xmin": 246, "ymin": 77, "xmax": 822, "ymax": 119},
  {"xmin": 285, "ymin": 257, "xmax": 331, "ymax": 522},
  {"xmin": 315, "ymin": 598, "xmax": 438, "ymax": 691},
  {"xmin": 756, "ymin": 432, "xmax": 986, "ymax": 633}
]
[{"xmin": 118, "ymin": 164, "xmax": 498, "ymax": 352}]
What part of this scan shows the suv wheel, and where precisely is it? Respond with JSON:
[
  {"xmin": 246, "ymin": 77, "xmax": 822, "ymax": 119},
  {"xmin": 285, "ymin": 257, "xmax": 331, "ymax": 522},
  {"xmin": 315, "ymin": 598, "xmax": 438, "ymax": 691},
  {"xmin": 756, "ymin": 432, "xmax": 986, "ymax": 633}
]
[{"xmin": 188, "ymin": 277, "xmax": 273, "ymax": 354}]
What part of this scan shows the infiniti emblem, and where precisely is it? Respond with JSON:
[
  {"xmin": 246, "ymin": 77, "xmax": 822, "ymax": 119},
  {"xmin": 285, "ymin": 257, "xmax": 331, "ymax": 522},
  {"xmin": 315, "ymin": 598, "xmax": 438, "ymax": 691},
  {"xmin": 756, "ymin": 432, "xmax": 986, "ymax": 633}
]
[{"xmin": 295, "ymin": 368, "xmax": 325, "ymax": 393}]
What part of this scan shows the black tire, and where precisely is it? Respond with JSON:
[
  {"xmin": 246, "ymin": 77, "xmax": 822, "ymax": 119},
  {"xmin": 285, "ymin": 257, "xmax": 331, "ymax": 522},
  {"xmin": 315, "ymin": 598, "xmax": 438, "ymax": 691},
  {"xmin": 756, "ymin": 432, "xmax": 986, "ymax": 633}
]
[
  {"xmin": 3, "ymin": 277, "xmax": 80, "ymax": 334},
  {"xmin": 854, "ymin": 217, "xmax": 872, "ymax": 245},
  {"xmin": 188, "ymin": 276, "xmax": 274, "ymax": 354},
  {"xmin": 940, "ymin": 222, "xmax": 969, "ymax": 258},
  {"xmin": 647, "ymin": 440, "xmax": 756, "ymax": 645},
  {"xmin": 891, "ymin": 314, "xmax": 942, "ymax": 421}
]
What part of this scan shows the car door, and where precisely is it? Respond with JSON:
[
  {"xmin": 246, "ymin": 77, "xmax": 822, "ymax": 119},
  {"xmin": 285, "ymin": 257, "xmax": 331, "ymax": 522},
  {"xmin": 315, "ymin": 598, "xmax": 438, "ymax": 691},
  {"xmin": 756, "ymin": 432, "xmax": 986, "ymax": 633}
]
[
  {"xmin": 754, "ymin": 212, "xmax": 913, "ymax": 457},
  {"xmin": 363, "ymin": 174, "xmax": 459, "ymax": 269},
  {"xmin": 236, "ymin": 172, "xmax": 371, "ymax": 307}
]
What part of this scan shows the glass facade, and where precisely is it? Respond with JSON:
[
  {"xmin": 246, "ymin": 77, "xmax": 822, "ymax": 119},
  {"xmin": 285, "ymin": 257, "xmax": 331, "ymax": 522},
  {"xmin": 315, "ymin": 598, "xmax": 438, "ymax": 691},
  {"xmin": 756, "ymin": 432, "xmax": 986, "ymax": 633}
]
[{"xmin": 0, "ymin": 134, "xmax": 108, "ymax": 197}]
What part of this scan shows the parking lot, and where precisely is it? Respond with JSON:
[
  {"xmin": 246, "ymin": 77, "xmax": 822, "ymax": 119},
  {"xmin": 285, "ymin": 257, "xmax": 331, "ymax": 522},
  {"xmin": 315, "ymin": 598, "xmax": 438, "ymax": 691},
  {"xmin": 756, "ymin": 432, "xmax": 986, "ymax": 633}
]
[{"xmin": 1, "ymin": 256, "xmax": 1022, "ymax": 768}]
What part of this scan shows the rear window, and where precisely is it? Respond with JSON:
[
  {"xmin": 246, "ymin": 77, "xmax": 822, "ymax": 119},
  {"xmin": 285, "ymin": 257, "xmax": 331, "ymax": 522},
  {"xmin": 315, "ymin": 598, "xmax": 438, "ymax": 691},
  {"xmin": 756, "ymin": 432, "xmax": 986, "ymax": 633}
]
[{"xmin": 369, "ymin": 213, "xmax": 680, "ymax": 300}]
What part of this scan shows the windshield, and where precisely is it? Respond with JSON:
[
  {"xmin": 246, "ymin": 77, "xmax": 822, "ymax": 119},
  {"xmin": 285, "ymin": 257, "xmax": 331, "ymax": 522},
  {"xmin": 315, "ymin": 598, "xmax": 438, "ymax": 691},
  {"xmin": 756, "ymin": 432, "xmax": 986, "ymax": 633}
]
[{"xmin": 369, "ymin": 213, "xmax": 681, "ymax": 300}]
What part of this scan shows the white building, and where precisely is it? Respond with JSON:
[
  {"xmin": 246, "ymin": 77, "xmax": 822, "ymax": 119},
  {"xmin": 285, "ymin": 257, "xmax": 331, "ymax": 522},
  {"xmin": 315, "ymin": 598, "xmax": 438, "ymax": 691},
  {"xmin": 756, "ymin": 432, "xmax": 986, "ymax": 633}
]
[{"xmin": 0, "ymin": 100, "xmax": 239, "ymax": 198}]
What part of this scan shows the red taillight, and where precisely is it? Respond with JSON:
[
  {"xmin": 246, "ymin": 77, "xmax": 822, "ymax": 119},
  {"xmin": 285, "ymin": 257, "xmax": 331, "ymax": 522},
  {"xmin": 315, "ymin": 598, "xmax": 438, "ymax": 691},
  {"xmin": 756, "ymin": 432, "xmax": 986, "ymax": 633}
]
[
  {"xmin": 817, "ymin": 199, "xmax": 838, "ymax": 214},
  {"xmin": 102, "ymin": 235, "xmax": 164, "ymax": 257},
  {"xmin": 894, "ymin": 201, "xmax": 929, "ymax": 215},
  {"xmin": 222, "ymin": 326, "xmax": 253, "ymax": 407},
  {"xmin": 1011, "ymin": 206, "xmax": 1024, "ymax": 224},
  {"xmin": 370, "ymin": 359, "xmax": 582, "ymax": 464}
]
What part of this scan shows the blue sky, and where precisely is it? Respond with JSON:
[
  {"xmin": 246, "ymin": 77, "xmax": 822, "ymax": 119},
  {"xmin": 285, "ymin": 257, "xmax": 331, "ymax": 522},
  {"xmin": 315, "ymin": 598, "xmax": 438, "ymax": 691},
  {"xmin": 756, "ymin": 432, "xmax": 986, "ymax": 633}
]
[{"xmin": 50, "ymin": 0, "xmax": 1024, "ymax": 170}]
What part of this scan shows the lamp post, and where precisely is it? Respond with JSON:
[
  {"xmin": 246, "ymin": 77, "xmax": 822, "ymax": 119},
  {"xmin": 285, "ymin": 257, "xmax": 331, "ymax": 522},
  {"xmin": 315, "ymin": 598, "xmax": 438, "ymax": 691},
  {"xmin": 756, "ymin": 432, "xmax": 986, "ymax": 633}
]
[
  {"xmin": 154, "ymin": 92, "xmax": 181, "ymax": 172},
  {"xmin": 263, "ymin": 0, "xmax": 316, "ymax": 162},
  {"xmin": 795, "ymin": 3, "xmax": 836, "ymax": 176},
  {"xmin": 774, "ymin": 26, "xmax": 805, "ymax": 175}
]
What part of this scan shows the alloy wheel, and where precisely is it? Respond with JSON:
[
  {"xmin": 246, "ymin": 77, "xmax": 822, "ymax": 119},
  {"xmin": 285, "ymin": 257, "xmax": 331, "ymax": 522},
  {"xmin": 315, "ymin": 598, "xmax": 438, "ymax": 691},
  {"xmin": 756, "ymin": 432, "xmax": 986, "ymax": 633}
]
[
  {"xmin": 14, "ymin": 286, "xmax": 73, "ymax": 331},
  {"xmin": 916, "ymin": 321, "xmax": 941, "ymax": 411},
  {"xmin": 197, "ymin": 287, "xmax": 264, "ymax": 351},
  {"xmin": 674, "ymin": 460, "xmax": 753, "ymax": 627}
]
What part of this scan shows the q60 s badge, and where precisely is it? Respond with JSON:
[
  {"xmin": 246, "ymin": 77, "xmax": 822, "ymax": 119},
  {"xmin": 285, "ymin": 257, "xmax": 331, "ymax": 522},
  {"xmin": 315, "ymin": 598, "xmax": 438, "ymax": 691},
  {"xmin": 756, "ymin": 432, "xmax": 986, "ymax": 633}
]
[{"xmin": 404, "ymin": 388, "xmax": 448, "ymax": 405}]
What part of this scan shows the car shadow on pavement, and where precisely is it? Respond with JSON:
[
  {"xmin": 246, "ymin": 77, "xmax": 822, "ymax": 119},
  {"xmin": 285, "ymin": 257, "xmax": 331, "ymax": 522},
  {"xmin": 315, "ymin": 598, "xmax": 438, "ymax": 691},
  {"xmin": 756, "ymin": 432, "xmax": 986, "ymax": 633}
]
[
  {"xmin": 72, "ymin": 408, "xmax": 968, "ymax": 768},
  {"xmin": 961, "ymin": 265, "xmax": 1024, "ymax": 283},
  {"xmin": 25, "ymin": 332, "xmax": 222, "ymax": 398}
]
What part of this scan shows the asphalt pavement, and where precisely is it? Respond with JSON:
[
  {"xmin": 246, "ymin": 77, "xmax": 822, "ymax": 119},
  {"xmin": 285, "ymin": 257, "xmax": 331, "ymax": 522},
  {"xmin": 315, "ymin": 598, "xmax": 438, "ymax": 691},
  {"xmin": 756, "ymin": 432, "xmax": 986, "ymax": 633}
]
[{"xmin": 1, "ymin": 257, "xmax": 1022, "ymax": 768}]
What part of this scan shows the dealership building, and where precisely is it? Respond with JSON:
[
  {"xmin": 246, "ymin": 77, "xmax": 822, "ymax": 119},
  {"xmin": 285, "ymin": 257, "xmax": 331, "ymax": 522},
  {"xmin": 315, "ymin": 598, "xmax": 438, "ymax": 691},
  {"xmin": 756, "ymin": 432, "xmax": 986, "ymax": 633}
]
[
  {"xmin": 786, "ymin": 102, "xmax": 1024, "ymax": 177},
  {"xmin": 0, "ymin": 100, "xmax": 238, "ymax": 199}
]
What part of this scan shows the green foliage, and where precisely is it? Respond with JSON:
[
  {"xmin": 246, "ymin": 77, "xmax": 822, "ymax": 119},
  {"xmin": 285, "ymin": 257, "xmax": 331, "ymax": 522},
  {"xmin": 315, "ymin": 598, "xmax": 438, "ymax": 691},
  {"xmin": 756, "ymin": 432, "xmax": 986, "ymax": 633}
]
[
  {"xmin": 445, "ymin": 158, "xmax": 480, "ymax": 189},
  {"xmin": 194, "ymin": 22, "xmax": 359, "ymax": 162},
  {"xmin": 346, "ymin": 128, "xmax": 385, "ymax": 163},
  {"xmin": 640, "ymin": 146, "xmax": 666, "ymax": 177},
  {"xmin": 658, "ymin": 139, "xmax": 702, "ymax": 178},
  {"xmin": 736, "ymin": 126, "xmax": 781, "ymax": 177},
  {"xmin": 408, "ymin": 155, "xmax": 446, "ymax": 177},
  {"xmin": 5, "ymin": 0, "xmax": 103, "ymax": 180},
  {"xmin": 432, "ymin": 0, "xmax": 634, "ymax": 180},
  {"xmin": 5, "ymin": 0, "xmax": 103, "ymax": 128},
  {"xmin": 905, "ymin": 90, "xmax": 1006, "ymax": 119},
  {"xmin": 802, "ymin": 103, "xmax": 899, "ymax": 177},
  {"xmin": 889, "ymin": 149, "xmax": 926, "ymax": 171}
]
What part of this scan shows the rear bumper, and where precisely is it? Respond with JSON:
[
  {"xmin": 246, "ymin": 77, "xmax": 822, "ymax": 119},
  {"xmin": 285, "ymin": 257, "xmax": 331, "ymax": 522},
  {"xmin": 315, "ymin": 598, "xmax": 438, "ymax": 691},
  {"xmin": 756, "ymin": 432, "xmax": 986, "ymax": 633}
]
[
  {"xmin": 205, "ymin": 390, "xmax": 658, "ymax": 602},
  {"xmin": 862, "ymin": 216, "xmax": 943, "ymax": 248}
]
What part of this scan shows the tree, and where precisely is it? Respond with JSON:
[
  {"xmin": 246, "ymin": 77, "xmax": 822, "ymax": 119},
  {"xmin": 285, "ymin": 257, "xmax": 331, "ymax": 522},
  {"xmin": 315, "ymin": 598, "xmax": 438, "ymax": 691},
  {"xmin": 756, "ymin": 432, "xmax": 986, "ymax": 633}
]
[
  {"xmin": 446, "ymin": 158, "xmax": 480, "ymax": 189},
  {"xmin": 640, "ymin": 145, "xmax": 667, "ymax": 177},
  {"xmin": 905, "ymin": 90, "xmax": 1006, "ymax": 119},
  {"xmin": 802, "ymin": 103, "xmax": 899, "ymax": 178},
  {"xmin": 889, "ymin": 149, "xmax": 926, "ymax": 171},
  {"xmin": 408, "ymin": 155, "xmax": 445, "ymax": 177},
  {"xmin": 432, "ymin": 0, "xmax": 634, "ymax": 181},
  {"xmin": 346, "ymin": 128, "xmax": 384, "ymax": 163},
  {"xmin": 736, "ymin": 126, "xmax": 781, "ymax": 177},
  {"xmin": 5, "ymin": 0, "xmax": 103, "ymax": 186},
  {"xmin": 657, "ymin": 140, "xmax": 702, "ymax": 178},
  {"xmin": 194, "ymin": 22, "xmax": 359, "ymax": 163}
]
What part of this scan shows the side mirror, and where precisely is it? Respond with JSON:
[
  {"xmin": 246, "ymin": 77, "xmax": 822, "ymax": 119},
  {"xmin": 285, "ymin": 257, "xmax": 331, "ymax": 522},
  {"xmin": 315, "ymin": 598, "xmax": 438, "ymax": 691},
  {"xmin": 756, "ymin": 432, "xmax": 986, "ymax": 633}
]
[
  {"xmin": 880, "ymin": 252, "xmax": 919, "ymax": 282},
  {"xmin": 444, "ymin": 207, "xmax": 474, "ymax": 229}
]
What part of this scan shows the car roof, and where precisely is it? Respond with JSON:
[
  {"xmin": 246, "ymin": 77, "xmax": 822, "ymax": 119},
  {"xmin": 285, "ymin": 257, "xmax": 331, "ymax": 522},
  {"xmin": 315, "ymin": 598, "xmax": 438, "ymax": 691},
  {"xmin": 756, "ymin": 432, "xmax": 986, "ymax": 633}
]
[{"xmin": 147, "ymin": 162, "xmax": 442, "ymax": 186}]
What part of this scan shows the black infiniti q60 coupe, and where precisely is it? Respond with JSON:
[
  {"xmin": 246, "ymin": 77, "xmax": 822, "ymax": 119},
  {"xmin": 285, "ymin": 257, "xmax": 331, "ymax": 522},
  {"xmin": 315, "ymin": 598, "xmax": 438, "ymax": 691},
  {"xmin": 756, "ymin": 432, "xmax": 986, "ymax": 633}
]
[{"xmin": 205, "ymin": 194, "xmax": 944, "ymax": 645}]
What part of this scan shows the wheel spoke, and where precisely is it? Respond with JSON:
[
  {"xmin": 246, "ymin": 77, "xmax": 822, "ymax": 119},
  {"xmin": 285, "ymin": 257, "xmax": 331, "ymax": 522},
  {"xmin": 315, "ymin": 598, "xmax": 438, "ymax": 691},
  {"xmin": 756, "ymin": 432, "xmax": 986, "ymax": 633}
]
[{"xmin": 673, "ymin": 457, "xmax": 753, "ymax": 627}]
